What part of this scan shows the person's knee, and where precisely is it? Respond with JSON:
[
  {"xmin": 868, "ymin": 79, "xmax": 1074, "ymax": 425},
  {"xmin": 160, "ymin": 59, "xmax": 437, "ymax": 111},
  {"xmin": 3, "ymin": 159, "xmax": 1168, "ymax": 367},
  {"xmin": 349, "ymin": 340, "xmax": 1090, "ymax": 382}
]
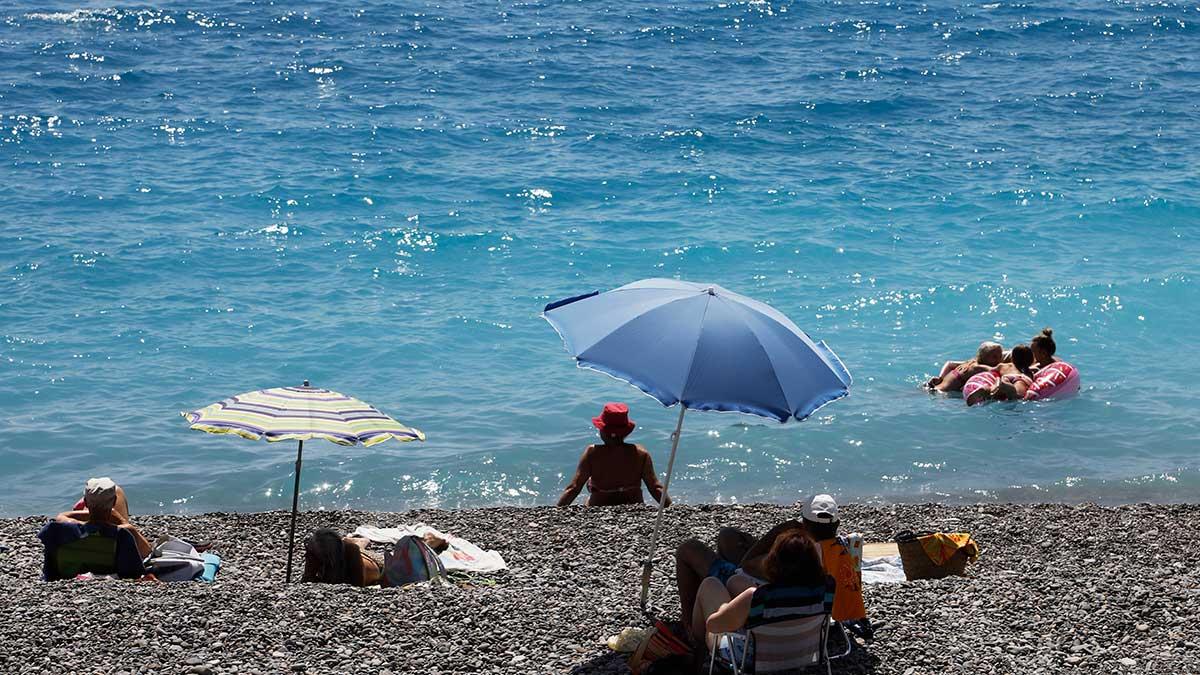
[
  {"xmin": 716, "ymin": 527, "xmax": 753, "ymax": 560},
  {"xmin": 675, "ymin": 538, "xmax": 706, "ymax": 559},
  {"xmin": 676, "ymin": 538, "xmax": 715, "ymax": 572},
  {"xmin": 698, "ymin": 575, "xmax": 726, "ymax": 595},
  {"xmin": 716, "ymin": 527, "xmax": 742, "ymax": 549}
]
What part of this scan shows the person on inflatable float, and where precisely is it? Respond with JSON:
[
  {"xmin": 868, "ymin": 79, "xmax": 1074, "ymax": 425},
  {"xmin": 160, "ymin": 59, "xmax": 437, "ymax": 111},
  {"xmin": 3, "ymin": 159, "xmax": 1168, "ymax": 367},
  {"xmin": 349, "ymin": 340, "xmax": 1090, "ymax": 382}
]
[
  {"xmin": 1030, "ymin": 327, "xmax": 1060, "ymax": 370},
  {"xmin": 925, "ymin": 341, "xmax": 1004, "ymax": 393},
  {"xmin": 965, "ymin": 344, "xmax": 1038, "ymax": 405},
  {"xmin": 994, "ymin": 329, "xmax": 1080, "ymax": 402}
]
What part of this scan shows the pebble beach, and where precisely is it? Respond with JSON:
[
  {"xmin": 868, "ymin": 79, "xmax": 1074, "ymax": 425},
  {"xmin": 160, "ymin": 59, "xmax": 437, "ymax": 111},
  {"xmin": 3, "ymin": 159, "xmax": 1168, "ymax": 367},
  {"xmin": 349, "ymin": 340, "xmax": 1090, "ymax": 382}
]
[{"xmin": 2, "ymin": 502, "xmax": 1197, "ymax": 674}]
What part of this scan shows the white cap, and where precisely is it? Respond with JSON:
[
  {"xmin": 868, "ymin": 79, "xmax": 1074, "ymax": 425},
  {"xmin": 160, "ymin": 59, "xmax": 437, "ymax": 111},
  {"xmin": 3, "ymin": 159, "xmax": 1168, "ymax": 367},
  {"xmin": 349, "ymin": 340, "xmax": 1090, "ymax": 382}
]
[
  {"xmin": 801, "ymin": 494, "xmax": 838, "ymax": 523},
  {"xmin": 84, "ymin": 477, "xmax": 118, "ymax": 511}
]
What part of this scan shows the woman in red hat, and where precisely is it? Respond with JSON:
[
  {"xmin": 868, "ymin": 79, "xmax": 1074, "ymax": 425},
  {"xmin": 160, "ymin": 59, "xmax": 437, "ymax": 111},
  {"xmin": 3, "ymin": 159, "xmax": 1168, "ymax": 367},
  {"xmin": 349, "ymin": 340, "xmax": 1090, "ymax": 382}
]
[{"xmin": 556, "ymin": 403, "xmax": 670, "ymax": 507}]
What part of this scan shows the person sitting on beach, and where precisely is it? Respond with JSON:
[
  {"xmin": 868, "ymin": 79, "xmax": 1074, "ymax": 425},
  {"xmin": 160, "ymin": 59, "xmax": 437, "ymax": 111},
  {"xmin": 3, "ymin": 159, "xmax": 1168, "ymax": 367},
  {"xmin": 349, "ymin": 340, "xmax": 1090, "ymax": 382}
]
[
  {"xmin": 302, "ymin": 528, "xmax": 385, "ymax": 586},
  {"xmin": 556, "ymin": 403, "xmax": 670, "ymax": 507},
  {"xmin": 688, "ymin": 530, "xmax": 834, "ymax": 648},
  {"xmin": 965, "ymin": 343, "xmax": 1039, "ymax": 405},
  {"xmin": 925, "ymin": 341, "xmax": 1004, "ymax": 393},
  {"xmin": 54, "ymin": 477, "xmax": 153, "ymax": 559},
  {"xmin": 1030, "ymin": 327, "xmax": 1060, "ymax": 370},
  {"xmin": 675, "ymin": 495, "xmax": 867, "ymax": 633}
]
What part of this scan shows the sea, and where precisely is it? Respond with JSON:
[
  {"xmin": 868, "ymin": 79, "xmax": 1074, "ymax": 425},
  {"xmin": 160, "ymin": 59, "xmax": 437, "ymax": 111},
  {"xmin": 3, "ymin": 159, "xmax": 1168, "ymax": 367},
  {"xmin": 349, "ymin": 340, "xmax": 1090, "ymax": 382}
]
[{"xmin": 1, "ymin": 0, "xmax": 1198, "ymax": 516}]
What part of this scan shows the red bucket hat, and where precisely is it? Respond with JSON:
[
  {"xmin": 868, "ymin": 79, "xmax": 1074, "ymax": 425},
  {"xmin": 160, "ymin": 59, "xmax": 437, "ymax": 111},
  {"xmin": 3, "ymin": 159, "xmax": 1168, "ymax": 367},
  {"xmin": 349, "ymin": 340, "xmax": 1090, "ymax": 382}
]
[{"xmin": 593, "ymin": 402, "xmax": 636, "ymax": 438}]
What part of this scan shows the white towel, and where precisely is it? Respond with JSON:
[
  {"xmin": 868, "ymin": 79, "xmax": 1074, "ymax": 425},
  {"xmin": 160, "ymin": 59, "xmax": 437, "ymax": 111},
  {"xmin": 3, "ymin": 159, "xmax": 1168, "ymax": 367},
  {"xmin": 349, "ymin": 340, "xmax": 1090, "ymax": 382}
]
[
  {"xmin": 352, "ymin": 523, "xmax": 508, "ymax": 573},
  {"xmin": 861, "ymin": 555, "xmax": 906, "ymax": 584}
]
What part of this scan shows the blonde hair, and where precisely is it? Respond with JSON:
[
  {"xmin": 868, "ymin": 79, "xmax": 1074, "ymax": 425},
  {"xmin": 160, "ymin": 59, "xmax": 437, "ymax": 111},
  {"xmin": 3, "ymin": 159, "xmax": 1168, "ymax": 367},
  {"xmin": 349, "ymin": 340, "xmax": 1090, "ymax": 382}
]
[{"xmin": 976, "ymin": 341, "xmax": 1003, "ymax": 366}]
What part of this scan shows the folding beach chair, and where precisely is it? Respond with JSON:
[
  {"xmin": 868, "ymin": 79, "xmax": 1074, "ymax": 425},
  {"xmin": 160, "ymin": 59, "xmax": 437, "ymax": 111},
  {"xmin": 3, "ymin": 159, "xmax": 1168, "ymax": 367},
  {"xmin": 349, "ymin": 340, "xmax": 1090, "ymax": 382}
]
[
  {"xmin": 709, "ymin": 611, "xmax": 834, "ymax": 675},
  {"xmin": 38, "ymin": 521, "xmax": 145, "ymax": 581}
]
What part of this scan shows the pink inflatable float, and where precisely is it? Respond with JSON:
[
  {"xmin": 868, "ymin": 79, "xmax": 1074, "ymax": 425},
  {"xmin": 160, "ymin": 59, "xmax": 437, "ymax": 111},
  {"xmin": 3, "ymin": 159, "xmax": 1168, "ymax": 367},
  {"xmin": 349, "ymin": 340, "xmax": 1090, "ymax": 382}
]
[
  {"xmin": 963, "ymin": 361, "xmax": 1080, "ymax": 405},
  {"xmin": 1024, "ymin": 361, "xmax": 1080, "ymax": 400},
  {"xmin": 963, "ymin": 370, "xmax": 999, "ymax": 406}
]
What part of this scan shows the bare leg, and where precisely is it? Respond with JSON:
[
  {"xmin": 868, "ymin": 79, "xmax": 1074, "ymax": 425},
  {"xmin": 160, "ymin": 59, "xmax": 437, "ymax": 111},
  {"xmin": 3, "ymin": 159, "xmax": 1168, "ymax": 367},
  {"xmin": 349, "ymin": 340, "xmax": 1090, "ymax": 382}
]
[
  {"xmin": 675, "ymin": 539, "xmax": 717, "ymax": 627},
  {"xmin": 691, "ymin": 576, "xmax": 733, "ymax": 646},
  {"xmin": 716, "ymin": 527, "xmax": 756, "ymax": 565}
]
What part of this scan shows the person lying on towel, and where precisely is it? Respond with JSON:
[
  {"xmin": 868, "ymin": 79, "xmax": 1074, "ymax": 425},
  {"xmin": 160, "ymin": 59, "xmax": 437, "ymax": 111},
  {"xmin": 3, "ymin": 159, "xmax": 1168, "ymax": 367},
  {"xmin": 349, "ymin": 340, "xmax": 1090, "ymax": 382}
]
[
  {"xmin": 675, "ymin": 494, "xmax": 872, "ymax": 638},
  {"xmin": 303, "ymin": 528, "xmax": 386, "ymax": 586}
]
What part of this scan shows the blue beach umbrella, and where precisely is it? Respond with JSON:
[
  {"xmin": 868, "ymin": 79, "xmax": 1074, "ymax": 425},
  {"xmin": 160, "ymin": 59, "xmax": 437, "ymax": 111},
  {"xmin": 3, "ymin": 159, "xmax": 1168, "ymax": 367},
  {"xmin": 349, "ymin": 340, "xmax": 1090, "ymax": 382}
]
[{"xmin": 543, "ymin": 278, "xmax": 852, "ymax": 607}]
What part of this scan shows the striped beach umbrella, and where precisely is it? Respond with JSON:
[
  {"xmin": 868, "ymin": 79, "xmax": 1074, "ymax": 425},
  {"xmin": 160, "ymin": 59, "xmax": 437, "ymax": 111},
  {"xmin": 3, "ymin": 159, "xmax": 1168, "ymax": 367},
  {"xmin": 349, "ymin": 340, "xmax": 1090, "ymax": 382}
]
[{"xmin": 183, "ymin": 381, "xmax": 424, "ymax": 582}]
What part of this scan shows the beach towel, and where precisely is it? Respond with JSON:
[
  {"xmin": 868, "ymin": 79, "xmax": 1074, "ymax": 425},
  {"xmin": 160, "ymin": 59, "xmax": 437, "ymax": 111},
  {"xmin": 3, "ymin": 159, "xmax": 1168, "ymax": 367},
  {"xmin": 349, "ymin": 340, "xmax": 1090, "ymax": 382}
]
[
  {"xmin": 37, "ymin": 520, "xmax": 145, "ymax": 581},
  {"xmin": 353, "ymin": 524, "xmax": 508, "ymax": 573},
  {"xmin": 919, "ymin": 532, "xmax": 980, "ymax": 566},
  {"xmin": 861, "ymin": 555, "xmax": 906, "ymax": 584}
]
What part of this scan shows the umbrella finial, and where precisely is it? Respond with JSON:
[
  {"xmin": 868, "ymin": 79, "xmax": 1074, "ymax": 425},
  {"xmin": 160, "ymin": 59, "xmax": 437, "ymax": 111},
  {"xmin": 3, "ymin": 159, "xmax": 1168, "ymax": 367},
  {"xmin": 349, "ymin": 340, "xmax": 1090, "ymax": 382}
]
[
  {"xmin": 705, "ymin": 286, "xmax": 716, "ymax": 296},
  {"xmin": 303, "ymin": 380, "xmax": 310, "ymax": 387}
]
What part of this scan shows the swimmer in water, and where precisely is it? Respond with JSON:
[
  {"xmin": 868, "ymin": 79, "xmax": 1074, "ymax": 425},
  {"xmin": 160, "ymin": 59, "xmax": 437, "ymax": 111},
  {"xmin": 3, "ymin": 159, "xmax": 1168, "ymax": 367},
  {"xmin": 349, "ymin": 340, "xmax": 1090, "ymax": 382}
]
[
  {"xmin": 966, "ymin": 344, "xmax": 1038, "ymax": 405},
  {"xmin": 989, "ymin": 343, "xmax": 1039, "ymax": 401},
  {"xmin": 1030, "ymin": 328, "xmax": 1060, "ymax": 371},
  {"xmin": 925, "ymin": 341, "xmax": 1004, "ymax": 393}
]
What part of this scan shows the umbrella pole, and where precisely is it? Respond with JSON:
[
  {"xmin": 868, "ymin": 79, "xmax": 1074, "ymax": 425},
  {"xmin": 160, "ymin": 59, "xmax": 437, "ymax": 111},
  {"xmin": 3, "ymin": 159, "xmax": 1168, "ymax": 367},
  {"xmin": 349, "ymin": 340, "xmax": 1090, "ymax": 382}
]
[
  {"xmin": 640, "ymin": 405, "xmax": 686, "ymax": 610},
  {"xmin": 285, "ymin": 439, "xmax": 304, "ymax": 583}
]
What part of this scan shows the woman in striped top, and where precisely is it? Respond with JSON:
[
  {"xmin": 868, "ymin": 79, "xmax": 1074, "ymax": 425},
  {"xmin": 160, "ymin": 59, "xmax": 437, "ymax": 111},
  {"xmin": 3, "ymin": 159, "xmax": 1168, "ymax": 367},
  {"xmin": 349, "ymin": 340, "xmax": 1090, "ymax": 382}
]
[{"xmin": 691, "ymin": 530, "xmax": 835, "ymax": 646}]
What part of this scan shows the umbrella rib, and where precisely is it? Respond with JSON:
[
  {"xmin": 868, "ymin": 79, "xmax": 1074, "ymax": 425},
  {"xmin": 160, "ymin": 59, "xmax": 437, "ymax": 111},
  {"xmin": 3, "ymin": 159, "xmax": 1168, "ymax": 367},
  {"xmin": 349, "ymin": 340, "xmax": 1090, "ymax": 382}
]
[{"xmin": 677, "ymin": 293, "xmax": 715, "ymax": 405}]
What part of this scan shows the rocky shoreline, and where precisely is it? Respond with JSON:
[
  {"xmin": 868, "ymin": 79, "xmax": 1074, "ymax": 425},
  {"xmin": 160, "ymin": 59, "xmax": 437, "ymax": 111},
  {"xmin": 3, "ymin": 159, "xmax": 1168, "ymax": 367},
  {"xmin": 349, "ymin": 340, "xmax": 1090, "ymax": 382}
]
[{"xmin": 1, "ymin": 503, "xmax": 1197, "ymax": 674}]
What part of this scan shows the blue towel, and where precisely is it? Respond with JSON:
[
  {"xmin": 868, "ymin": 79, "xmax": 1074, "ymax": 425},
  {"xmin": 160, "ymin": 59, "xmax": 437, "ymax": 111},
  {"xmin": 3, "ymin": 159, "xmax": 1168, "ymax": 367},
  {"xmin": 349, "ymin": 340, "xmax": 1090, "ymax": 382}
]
[{"xmin": 200, "ymin": 553, "xmax": 221, "ymax": 582}]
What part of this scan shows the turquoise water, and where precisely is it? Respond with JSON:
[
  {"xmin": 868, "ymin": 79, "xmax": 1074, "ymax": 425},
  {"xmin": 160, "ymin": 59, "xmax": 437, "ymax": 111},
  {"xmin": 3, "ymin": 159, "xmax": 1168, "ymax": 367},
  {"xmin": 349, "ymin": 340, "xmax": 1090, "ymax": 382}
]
[{"xmin": 1, "ymin": 1, "xmax": 1198, "ymax": 516}]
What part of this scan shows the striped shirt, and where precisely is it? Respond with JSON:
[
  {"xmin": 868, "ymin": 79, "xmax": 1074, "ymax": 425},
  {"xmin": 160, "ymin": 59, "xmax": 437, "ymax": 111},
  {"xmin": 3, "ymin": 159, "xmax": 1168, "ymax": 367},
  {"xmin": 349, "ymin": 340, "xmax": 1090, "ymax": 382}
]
[{"xmin": 747, "ymin": 576, "xmax": 836, "ymax": 628}]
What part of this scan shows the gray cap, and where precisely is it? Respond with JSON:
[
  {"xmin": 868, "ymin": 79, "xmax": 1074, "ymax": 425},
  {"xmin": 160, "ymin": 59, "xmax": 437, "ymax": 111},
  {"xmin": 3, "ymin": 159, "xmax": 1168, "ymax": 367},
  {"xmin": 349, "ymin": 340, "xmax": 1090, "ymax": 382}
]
[{"xmin": 84, "ymin": 477, "xmax": 118, "ymax": 511}]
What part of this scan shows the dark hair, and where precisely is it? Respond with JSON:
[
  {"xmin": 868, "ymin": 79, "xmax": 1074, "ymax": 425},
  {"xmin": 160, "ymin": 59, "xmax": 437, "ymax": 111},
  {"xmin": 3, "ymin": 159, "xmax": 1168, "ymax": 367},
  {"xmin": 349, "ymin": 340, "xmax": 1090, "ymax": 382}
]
[
  {"xmin": 304, "ymin": 528, "xmax": 349, "ymax": 584},
  {"xmin": 763, "ymin": 531, "xmax": 826, "ymax": 585},
  {"xmin": 803, "ymin": 519, "xmax": 840, "ymax": 541},
  {"xmin": 1010, "ymin": 344, "xmax": 1035, "ymax": 374},
  {"xmin": 1031, "ymin": 328, "xmax": 1056, "ymax": 357}
]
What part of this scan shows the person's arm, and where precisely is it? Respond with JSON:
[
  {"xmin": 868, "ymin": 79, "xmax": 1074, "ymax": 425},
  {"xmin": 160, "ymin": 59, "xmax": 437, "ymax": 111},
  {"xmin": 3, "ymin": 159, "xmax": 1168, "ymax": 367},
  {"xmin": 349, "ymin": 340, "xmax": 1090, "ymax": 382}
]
[
  {"xmin": 993, "ymin": 378, "xmax": 1029, "ymax": 401},
  {"xmin": 706, "ymin": 587, "xmax": 755, "ymax": 635},
  {"xmin": 640, "ymin": 447, "xmax": 671, "ymax": 507},
  {"xmin": 556, "ymin": 447, "xmax": 592, "ymax": 506},
  {"xmin": 119, "ymin": 524, "xmax": 153, "ymax": 559},
  {"xmin": 54, "ymin": 511, "xmax": 87, "ymax": 525},
  {"xmin": 925, "ymin": 360, "xmax": 960, "ymax": 388},
  {"xmin": 738, "ymin": 519, "xmax": 805, "ymax": 576}
]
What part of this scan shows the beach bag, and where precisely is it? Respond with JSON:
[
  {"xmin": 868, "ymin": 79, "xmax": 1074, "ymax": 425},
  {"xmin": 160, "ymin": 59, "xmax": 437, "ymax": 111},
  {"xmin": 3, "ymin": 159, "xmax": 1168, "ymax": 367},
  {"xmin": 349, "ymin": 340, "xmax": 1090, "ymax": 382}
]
[
  {"xmin": 895, "ymin": 531, "xmax": 977, "ymax": 580},
  {"xmin": 383, "ymin": 535, "xmax": 447, "ymax": 587},
  {"xmin": 143, "ymin": 537, "xmax": 206, "ymax": 582}
]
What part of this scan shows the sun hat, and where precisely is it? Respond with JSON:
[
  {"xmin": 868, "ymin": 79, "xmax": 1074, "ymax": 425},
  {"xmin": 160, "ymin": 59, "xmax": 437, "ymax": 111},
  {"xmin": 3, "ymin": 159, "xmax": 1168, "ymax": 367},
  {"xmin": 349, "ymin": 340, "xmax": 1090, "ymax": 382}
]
[
  {"xmin": 801, "ymin": 494, "xmax": 839, "ymax": 523},
  {"xmin": 593, "ymin": 402, "xmax": 636, "ymax": 438},
  {"xmin": 84, "ymin": 477, "xmax": 118, "ymax": 511}
]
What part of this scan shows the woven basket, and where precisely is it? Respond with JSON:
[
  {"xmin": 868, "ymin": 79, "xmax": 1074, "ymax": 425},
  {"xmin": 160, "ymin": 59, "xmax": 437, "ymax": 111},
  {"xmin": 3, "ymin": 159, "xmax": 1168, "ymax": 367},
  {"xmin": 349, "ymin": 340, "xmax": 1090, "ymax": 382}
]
[{"xmin": 895, "ymin": 531, "xmax": 971, "ymax": 580}]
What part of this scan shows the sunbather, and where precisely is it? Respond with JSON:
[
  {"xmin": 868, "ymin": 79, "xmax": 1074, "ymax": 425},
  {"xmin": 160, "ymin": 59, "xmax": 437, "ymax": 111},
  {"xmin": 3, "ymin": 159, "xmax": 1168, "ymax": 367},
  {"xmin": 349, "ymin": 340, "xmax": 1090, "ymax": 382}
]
[
  {"xmin": 54, "ymin": 477, "xmax": 152, "ymax": 559},
  {"xmin": 925, "ymin": 341, "xmax": 1004, "ymax": 393},
  {"xmin": 676, "ymin": 495, "xmax": 868, "ymax": 631},
  {"xmin": 690, "ymin": 529, "xmax": 834, "ymax": 646},
  {"xmin": 302, "ymin": 528, "xmax": 384, "ymax": 586},
  {"xmin": 557, "ymin": 403, "xmax": 670, "ymax": 507}
]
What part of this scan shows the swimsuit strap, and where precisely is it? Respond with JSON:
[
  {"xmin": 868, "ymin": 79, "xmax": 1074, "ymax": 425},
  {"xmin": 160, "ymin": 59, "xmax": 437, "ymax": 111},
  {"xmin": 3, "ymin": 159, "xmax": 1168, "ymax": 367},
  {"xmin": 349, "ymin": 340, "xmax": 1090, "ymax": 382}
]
[{"xmin": 587, "ymin": 481, "xmax": 640, "ymax": 494}]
